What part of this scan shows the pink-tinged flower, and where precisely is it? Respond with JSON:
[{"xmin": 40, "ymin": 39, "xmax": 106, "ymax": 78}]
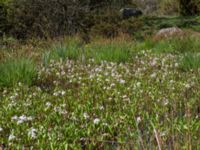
[{"xmin": 93, "ymin": 118, "xmax": 100, "ymax": 124}]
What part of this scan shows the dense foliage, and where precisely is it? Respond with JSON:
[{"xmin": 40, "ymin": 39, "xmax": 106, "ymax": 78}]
[
  {"xmin": 0, "ymin": 0, "xmax": 200, "ymax": 39},
  {"xmin": 179, "ymin": 0, "xmax": 200, "ymax": 16}
]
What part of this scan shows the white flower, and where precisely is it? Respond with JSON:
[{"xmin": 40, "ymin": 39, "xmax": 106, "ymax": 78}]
[
  {"xmin": 150, "ymin": 73, "xmax": 156, "ymax": 78},
  {"xmin": 102, "ymin": 123, "xmax": 108, "ymax": 126},
  {"xmin": 27, "ymin": 116, "xmax": 33, "ymax": 121},
  {"xmin": 12, "ymin": 115, "xmax": 18, "ymax": 120},
  {"xmin": 122, "ymin": 95, "xmax": 127, "ymax": 99},
  {"xmin": 83, "ymin": 113, "xmax": 89, "ymax": 119},
  {"xmin": 8, "ymin": 134, "xmax": 15, "ymax": 141},
  {"xmin": 19, "ymin": 115, "xmax": 27, "ymax": 121},
  {"xmin": 12, "ymin": 115, "xmax": 33, "ymax": 124},
  {"xmin": 61, "ymin": 71, "xmax": 66, "ymax": 75},
  {"xmin": 175, "ymin": 63, "xmax": 179, "ymax": 67},
  {"xmin": 17, "ymin": 120, "xmax": 24, "ymax": 124},
  {"xmin": 99, "ymin": 106, "xmax": 104, "ymax": 110},
  {"xmin": 53, "ymin": 92, "xmax": 59, "ymax": 96},
  {"xmin": 46, "ymin": 102, "xmax": 52, "ymax": 107},
  {"xmin": 136, "ymin": 82, "xmax": 141, "ymax": 87},
  {"xmin": 110, "ymin": 83, "xmax": 115, "ymax": 87},
  {"xmin": 0, "ymin": 127, "xmax": 3, "ymax": 132},
  {"xmin": 185, "ymin": 83, "xmax": 190, "ymax": 89},
  {"xmin": 61, "ymin": 91, "xmax": 66, "ymax": 96},
  {"xmin": 150, "ymin": 59, "xmax": 157, "ymax": 66},
  {"xmin": 119, "ymin": 79, "xmax": 125, "ymax": 84},
  {"xmin": 136, "ymin": 117, "xmax": 141, "ymax": 123},
  {"xmin": 163, "ymin": 99, "xmax": 169, "ymax": 106},
  {"xmin": 93, "ymin": 118, "xmax": 100, "ymax": 124},
  {"xmin": 28, "ymin": 128, "xmax": 37, "ymax": 139}
]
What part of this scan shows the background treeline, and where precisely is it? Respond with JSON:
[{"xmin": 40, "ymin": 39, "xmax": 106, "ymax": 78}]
[{"xmin": 0, "ymin": 0, "xmax": 200, "ymax": 39}]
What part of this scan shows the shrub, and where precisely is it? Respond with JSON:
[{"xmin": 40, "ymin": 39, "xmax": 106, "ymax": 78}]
[
  {"xmin": 159, "ymin": 0, "xmax": 180, "ymax": 15},
  {"xmin": 91, "ymin": 22, "xmax": 119, "ymax": 38},
  {"xmin": 7, "ymin": 0, "xmax": 90, "ymax": 38},
  {"xmin": 179, "ymin": 0, "xmax": 200, "ymax": 16},
  {"xmin": 0, "ymin": 0, "xmax": 10, "ymax": 36},
  {"xmin": 120, "ymin": 18, "xmax": 144, "ymax": 35},
  {"xmin": 0, "ymin": 58, "xmax": 37, "ymax": 87}
]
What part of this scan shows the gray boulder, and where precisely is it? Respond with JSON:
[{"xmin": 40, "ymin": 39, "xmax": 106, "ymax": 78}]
[{"xmin": 120, "ymin": 8, "xmax": 143, "ymax": 19}]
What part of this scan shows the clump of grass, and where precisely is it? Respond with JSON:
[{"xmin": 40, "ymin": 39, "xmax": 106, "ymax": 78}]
[
  {"xmin": 171, "ymin": 36, "xmax": 200, "ymax": 53},
  {"xmin": 43, "ymin": 38, "xmax": 135, "ymax": 65},
  {"xmin": 136, "ymin": 34, "xmax": 200, "ymax": 54},
  {"xmin": 135, "ymin": 39, "xmax": 173, "ymax": 53},
  {"xmin": 0, "ymin": 58, "xmax": 37, "ymax": 87},
  {"xmin": 42, "ymin": 38, "xmax": 81, "ymax": 66},
  {"xmin": 179, "ymin": 53, "xmax": 200, "ymax": 71},
  {"xmin": 87, "ymin": 42, "xmax": 133, "ymax": 63}
]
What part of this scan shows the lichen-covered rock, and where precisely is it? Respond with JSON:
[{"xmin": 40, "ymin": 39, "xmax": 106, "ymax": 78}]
[{"xmin": 153, "ymin": 27, "xmax": 184, "ymax": 41}]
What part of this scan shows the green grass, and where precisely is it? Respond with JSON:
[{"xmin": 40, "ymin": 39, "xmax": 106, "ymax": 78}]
[
  {"xmin": 43, "ymin": 39, "xmax": 135, "ymax": 65},
  {"xmin": 135, "ymin": 35, "xmax": 200, "ymax": 54},
  {"xmin": 86, "ymin": 42, "xmax": 133, "ymax": 63},
  {"xmin": 0, "ymin": 58, "xmax": 37, "ymax": 87},
  {"xmin": 142, "ymin": 16, "xmax": 200, "ymax": 32},
  {"xmin": 180, "ymin": 53, "xmax": 200, "ymax": 71},
  {"xmin": 42, "ymin": 38, "xmax": 81, "ymax": 66}
]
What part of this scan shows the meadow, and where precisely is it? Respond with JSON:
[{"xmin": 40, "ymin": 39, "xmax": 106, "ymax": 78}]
[{"xmin": 0, "ymin": 18, "xmax": 200, "ymax": 149}]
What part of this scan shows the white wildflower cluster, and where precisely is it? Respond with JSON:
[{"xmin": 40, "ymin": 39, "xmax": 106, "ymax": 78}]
[
  {"xmin": 54, "ymin": 106, "xmax": 67, "ymax": 115},
  {"xmin": 1, "ymin": 49, "xmax": 199, "ymax": 147},
  {"xmin": 12, "ymin": 115, "xmax": 33, "ymax": 124},
  {"xmin": 53, "ymin": 90, "xmax": 66, "ymax": 96}
]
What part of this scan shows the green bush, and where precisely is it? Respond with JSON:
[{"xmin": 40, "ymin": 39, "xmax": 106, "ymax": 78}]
[
  {"xmin": 91, "ymin": 23, "xmax": 119, "ymax": 38},
  {"xmin": 179, "ymin": 0, "xmax": 200, "ymax": 16},
  {"xmin": 7, "ymin": 0, "xmax": 90, "ymax": 38},
  {"xmin": 0, "ymin": 0, "xmax": 10, "ymax": 36},
  {"xmin": 159, "ymin": 0, "xmax": 180, "ymax": 15},
  {"xmin": 0, "ymin": 58, "xmax": 37, "ymax": 87}
]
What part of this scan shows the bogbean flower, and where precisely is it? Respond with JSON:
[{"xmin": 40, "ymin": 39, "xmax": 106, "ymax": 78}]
[
  {"xmin": 184, "ymin": 83, "xmax": 191, "ymax": 89},
  {"xmin": 136, "ymin": 117, "xmax": 141, "ymax": 123},
  {"xmin": 136, "ymin": 82, "xmax": 141, "ymax": 87},
  {"xmin": 99, "ymin": 106, "xmax": 104, "ymax": 110},
  {"xmin": 83, "ymin": 113, "xmax": 89, "ymax": 119},
  {"xmin": 163, "ymin": 99, "xmax": 169, "ymax": 106},
  {"xmin": 150, "ymin": 73, "xmax": 157, "ymax": 78},
  {"xmin": 8, "ymin": 134, "xmax": 15, "ymax": 141},
  {"xmin": 119, "ymin": 79, "xmax": 125, "ymax": 84},
  {"xmin": 12, "ymin": 115, "xmax": 33, "ymax": 124},
  {"xmin": 93, "ymin": 118, "xmax": 100, "ymax": 125},
  {"xmin": 61, "ymin": 91, "xmax": 66, "ymax": 96},
  {"xmin": 28, "ymin": 128, "xmax": 37, "ymax": 139},
  {"xmin": 46, "ymin": 102, "xmax": 52, "ymax": 107}
]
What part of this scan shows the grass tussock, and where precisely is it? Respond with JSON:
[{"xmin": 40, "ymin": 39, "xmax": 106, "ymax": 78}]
[
  {"xmin": 136, "ymin": 33, "xmax": 200, "ymax": 54},
  {"xmin": 0, "ymin": 58, "xmax": 37, "ymax": 87},
  {"xmin": 42, "ymin": 37, "xmax": 135, "ymax": 65},
  {"xmin": 180, "ymin": 53, "xmax": 200, "ymax": 71}
]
